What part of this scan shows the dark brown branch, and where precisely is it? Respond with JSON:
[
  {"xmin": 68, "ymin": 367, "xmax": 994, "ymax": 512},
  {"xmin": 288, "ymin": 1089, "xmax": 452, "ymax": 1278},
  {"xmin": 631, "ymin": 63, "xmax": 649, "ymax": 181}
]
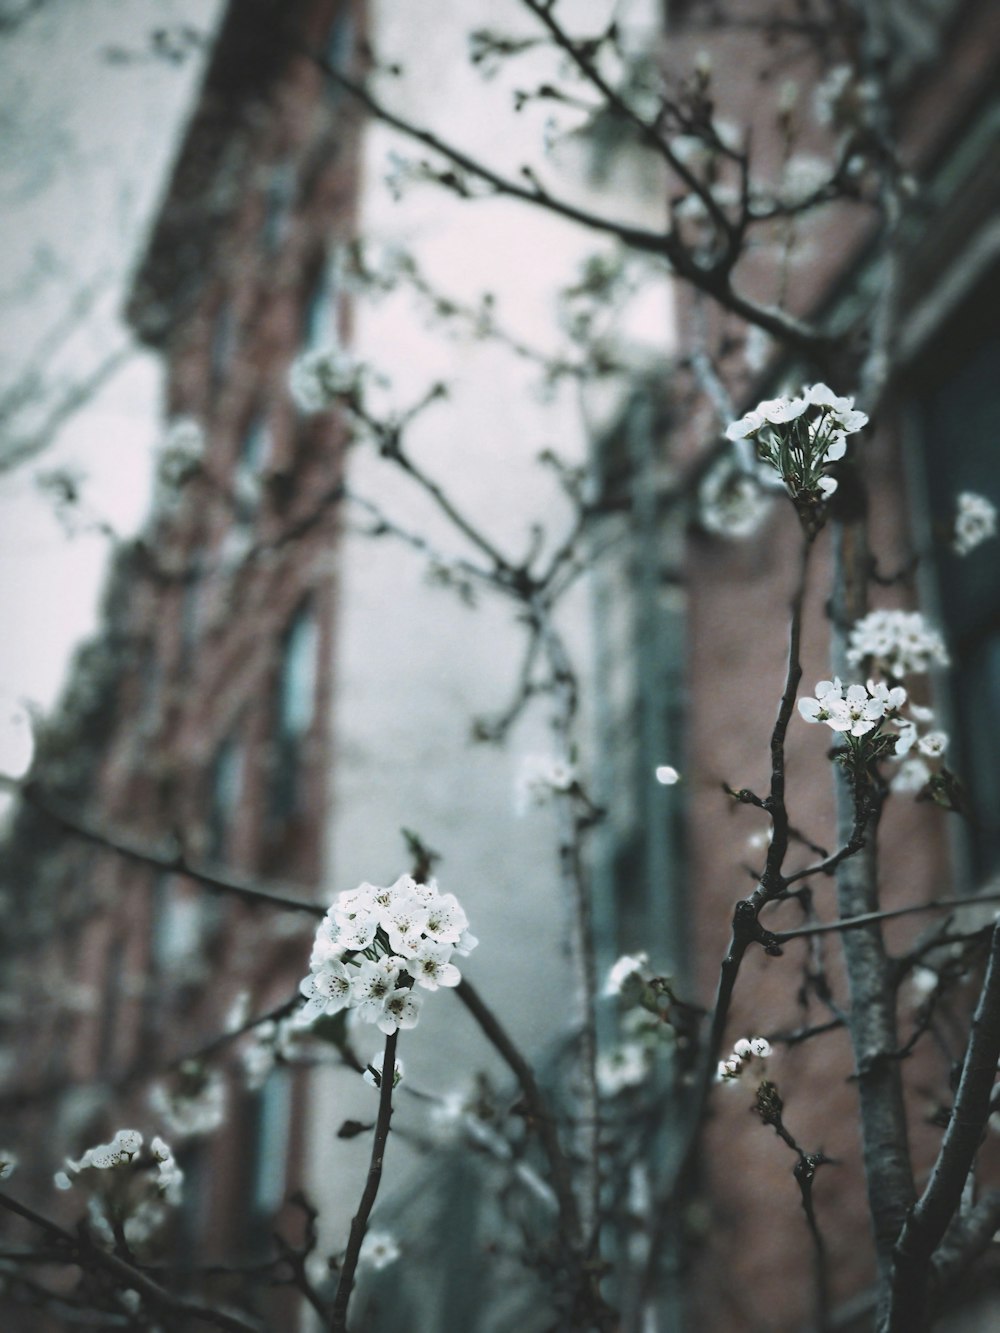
[
  {"xmin": 329, "ymin": 1031, "xmax": 399, "ymax": 1332},
  {"xmin": 455, "ymin": 978, "xmax": 581, "ymax": 1249},
  {"xmin": 0, "ymin": 1192, "xmax": 262, "ymax": 1333},
  {"xmin": 309, "ymin": 43, "xmax": 831, "ymax": 355},
  {"xmin": 930, "ymin": 1190, "xmax": 1000, "ymax": 1297},
  {"xmin": 886, "ymin": 922, "xmax": 1000, "ymax": 1330},
  {"xmin": 11, "ymin": 780, "xmax": 324, "ymax": 918},
  {"xmin": 771, "ymin": 889, "xmax": 1000, "ymax": 941}
]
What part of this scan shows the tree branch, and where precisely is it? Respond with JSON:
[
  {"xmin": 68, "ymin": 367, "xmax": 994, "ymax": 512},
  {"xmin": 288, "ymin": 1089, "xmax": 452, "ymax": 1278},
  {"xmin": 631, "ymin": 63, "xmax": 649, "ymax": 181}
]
[{"xmin": 886, "ymin": 922, "xmax": 1000, "ymax": 1330}]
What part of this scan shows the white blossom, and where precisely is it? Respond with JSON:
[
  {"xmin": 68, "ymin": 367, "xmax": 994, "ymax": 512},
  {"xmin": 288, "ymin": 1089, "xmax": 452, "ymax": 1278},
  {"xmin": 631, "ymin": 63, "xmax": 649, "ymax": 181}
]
[
  {"xmin": 56, "ymin": 1131, "xmax": 183, "ymax": 1249},
  {"xmin": 952, "ymin": 491, "xmax": 997, "ymax": 556},
  {"xmin": 363, "ymin": 1051, "xmax": 405, "ymax": 1089},
  {"xmin": 798, "ymin": 679, "xmax": 883, "ymax": 736},
  {"xmin": 289, "ymin": 346, "xmax": 358, "ymax": 413},
  {"xmin": 654, "ymin": 764, "xmax": 681, "ymax": 785},
  {"xmin": 297, "ymin": 959, "xmax": 354, "ymax": 1024},
  {"xmin": 0, "ymin": 1149, "xmax": 17, "ymax": 1179},
  {"xmin": 813, "ymin": 64, "xmax": 853, "ymax": 126},
  {"xmin": 65, "ymin": 1128, "xmax": 143, "ymax": 1174},
  {"xmin": 698, "ymin": 457, "xmax": 773, "ymax": 539},
  {"xmin": 891, "ymin": 757, "xmax": 932, "ymax": 793},
  {"xmin": 514, "ymin": 752, "xmax": 577, "ymax": 814},
  {"xmin": 239, "ymin": 1017, "xmax": 302, "ymax": 1090},
  {"xmin": 157, "ymin": 417, "xmax": 204, "ymax": 489},
  {"xmin": 724, "ymin": 383, "xmax": 866, "ymax": 514},
  {"xmin": 909, "ymin": 965, "xmax": 939, "ymax": 1000},
  {"xmin": 350, "ymin": 956, "xmax": 405, "ymax": 1022},
  {"xmin": 718, "ymin": 1036, "xmax": 771, "ymax": 1082},
  {"xmin": 295, "ymin": 875, "xmax": 471, "ymax": 1036},
  {"xmin": 358, "ymin": 1230, "xmax": 400, "ymax": 1270},
  {"xmin": 917, "ymin": 730, "xmax": 948, "ymax": 758},
  {"xmin": 405, "ymin": 940, "xmax": 462, "ymax": 991},
  {"xmin": 377, "ymin": 988, "xmax": 423, "ymax": 1035},
  {"xmin": 149, "ymin": 1066, "xmax": 226, "ymax": 1141},
  {"xmin": 847, "ymin": 609, "xmax": 950, "ymax": 677},
  {"xmin": 597, "ymin": 1041, "xmax": 651, "ymax": 1096},
  {"xmin": 780, "ymin": 154, "xmax": 831, "ymax": 204},
  {"xmin": 603, "ymin": 952, "xmax": 650, "ymax": 996}
]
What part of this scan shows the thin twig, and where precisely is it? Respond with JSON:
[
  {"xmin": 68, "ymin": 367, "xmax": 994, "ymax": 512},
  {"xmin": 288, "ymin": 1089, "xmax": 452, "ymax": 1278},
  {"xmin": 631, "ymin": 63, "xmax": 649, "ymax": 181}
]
[
  {"xmin": 455, "ymin": 978, "xmax": 580, "ymax": 1249},
  {"xmin": 8, "ymin": 780, "xmax": 324, "ymax": 918},
  {"xmin": 0, "ymin": 1192, "xmax": 262, "ymax": 1333}
]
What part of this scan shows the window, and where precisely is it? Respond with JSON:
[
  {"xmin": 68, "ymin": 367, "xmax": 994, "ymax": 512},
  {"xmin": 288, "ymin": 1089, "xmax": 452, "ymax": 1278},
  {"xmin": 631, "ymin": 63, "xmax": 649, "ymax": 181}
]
[
  {"xmin": 261, "ymin": 162, "xmax": 296, "ymax": 254},
  {"xmin": 179, "ymin": 548, "xmax": 207, "ymax": 668},
  {"xmin": 250, "ymin": 1071, "xmax": 291, "ymax": 1218},
  {"xmin": 302, "ymin": 250, "xmax": 343, "ymax": 352},
  {"xmin": 236, "ymin": 1070, "xmax": 292, "ymax": 1257},
  {"xmin": 914, "ymin": 264, "xmax": 1000, "ymax": 877},
  {"xmin": 207, "ymin": 729, "xmax": 246, "ymax": 865},
  {"xmin": 271, "ymin": 601, "xmax": 320, "ymax": 820},
  {"xmin": 151, "ymin": 874, "xmax": 204, "ymax": 977},
  {"xmin": 234, "ymin": 410, "xmax": 273, "ymax": 520},
  {"xmin": 322, "ymin": 4, "xmax": 355, "ymax": 100},
  {"xmin": 210, "ymin": 301, "xmax": 236, "ymax": 391}
]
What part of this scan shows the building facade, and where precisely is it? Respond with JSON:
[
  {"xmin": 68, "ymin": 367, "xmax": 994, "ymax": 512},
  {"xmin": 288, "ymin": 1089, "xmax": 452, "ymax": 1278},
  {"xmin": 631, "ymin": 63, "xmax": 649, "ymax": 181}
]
[
  {"xmin": 1, "ymin": 1, "xmax": 999, "ymax": 1331},
  {"xmin": 0, "ymin": 1, "xmax": 364, "ymax": 1324}
]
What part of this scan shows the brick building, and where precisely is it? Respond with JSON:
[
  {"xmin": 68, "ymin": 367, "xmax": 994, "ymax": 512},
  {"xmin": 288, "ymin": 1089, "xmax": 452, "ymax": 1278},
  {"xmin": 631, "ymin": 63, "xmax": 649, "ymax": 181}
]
[
  {"xmin": 0, "ymin": 0, "xmax": 365, "ymax": 1319},
  {"xmin": 1, "ymin": 0, "xmax": 999, "ymax": 1330}
]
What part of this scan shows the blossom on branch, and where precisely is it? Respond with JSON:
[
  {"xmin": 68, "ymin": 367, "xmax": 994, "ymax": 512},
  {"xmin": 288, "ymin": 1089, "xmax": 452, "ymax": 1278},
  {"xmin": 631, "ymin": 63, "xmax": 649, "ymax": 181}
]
[
  {"xmin": 363, "ymin": 1050, "xmax": 405, "ymax": 1089},
  {"xmin": 698, "ymin": 456, "xmax": 773, "ymax": 539},
  {"xmin": 952, "ymin": 491, "xmax": 997, "ymax": 556},
  {"xmin": 54, "ymin": 1130, "xmax": 183, "ymax": 1251},
  {"xmin": 724, "ymin": 383, "xmax": 867, "ymax": 528},
  {"xmin": 514, "ymin": 752, "xmax": 577, "ymax": 814},
  {"xmin": 603, "ymin": 952, "xmax": 651, "ymax": 997},
  {"xmin": 149, "ymin": 1063, "xmax": 227, "ymax": 1141},
  {"xmin": 358, "ymin": 1229, "xmax": 400, "ymax": 1270},
  {"xmin": 295, "ymin": 875, "xmax": 476, "ymax": 1033},
  {"xmin": 289, "ymin": 346, "xmax": 359, "ymax": 413},
  {"xmin": 846, "ymin": 609, "xmax": 950, "ymax": 678},
  {"xmin": 718, "ymin": 1036, "xmax": 771, "ymax": 1084}
]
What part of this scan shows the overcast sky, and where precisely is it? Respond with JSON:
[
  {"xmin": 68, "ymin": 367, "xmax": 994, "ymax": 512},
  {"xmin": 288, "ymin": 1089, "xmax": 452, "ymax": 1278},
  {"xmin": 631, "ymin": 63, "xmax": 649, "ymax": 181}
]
[{"xmin": 0, "ymin": 0, "xmax": 222, "ymax": 779}]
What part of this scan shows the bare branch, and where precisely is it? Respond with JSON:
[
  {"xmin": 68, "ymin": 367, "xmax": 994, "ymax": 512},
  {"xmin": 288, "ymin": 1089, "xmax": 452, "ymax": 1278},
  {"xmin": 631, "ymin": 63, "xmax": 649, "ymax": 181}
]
[{"xmin": 887, "ymin": 922, "xmax": 1000, "ymax": 1329}]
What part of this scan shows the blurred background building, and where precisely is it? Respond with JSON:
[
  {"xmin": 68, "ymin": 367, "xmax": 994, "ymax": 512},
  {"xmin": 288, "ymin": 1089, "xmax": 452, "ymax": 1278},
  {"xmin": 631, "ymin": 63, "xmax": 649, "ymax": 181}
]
[{"xmin": 1, "ymin": 0, "xmax": 999, "ymax": 1330}]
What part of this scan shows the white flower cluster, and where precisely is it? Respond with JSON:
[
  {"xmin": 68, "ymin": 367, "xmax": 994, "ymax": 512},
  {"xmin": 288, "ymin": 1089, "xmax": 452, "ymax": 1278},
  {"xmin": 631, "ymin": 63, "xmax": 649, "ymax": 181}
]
[
  {"xmin": 798, "ymin": 676, "xmax": 947, "ymax": 759},
  {"xmin": 55, "ymin": 1130, "xmax": 183, "ymax": 1250},
  {"xmin": 295, "ymin": 875, "xmax": 477, "ymax": 1034},
  {"xmin": 289, "ymin": 346, "xmax": 358, "ymax": 414},
  {"xmin": 698, "ymin": 456, "xmax": 773, "ymax": 539},
  {"xmin": 813, "ymin": 64, "xmax": 853, "ymax": 126},
  {"xmin": 599, "ymin": 954, "xmax": 676, "ymax": 1097},
  {"xmin": 603, "ymin": 951, "xmax": 651, "ymax": 997},
  {"xmin": 59, "ymin": 1127, "xmax": 144, "ymax": 1175},
  {"xmin": 953, "ymin": 491, "xmax": 997, "ymax": 556},
  {"xmin": 240, "ymin": 1016, "xmax": 302, "ymax": 1090},
  {"xmin": 726, "ymin": 383, "xmax": 867, "ymax": 509},
  {"xmin": 846, "ymin": 609, "xmax": 950, "ymax": 678},
  {"xmin": 157, "ymin": 417, "xmax": 204, "ymax": 490},
  {"xmin": 717, "ymin": 1036, "xmax": 771, "ymax": 1083},
  {"xmin": 149, "ymin": 1064, "xmax": 227, "ymax": 1141},
  {"xmin": 514, "ymin": 753, "xmax": 577, "ymax": 815},
  {"xmin": 596, "ymin": 1036, "xmax": 653, "ymax": 1097}
]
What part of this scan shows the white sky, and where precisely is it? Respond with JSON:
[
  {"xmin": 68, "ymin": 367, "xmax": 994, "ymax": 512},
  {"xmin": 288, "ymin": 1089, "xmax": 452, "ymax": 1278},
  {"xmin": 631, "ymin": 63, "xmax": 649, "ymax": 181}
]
[{"xmin": 0, "ymin": 0, "xmax": 223, "ymax": 777}]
